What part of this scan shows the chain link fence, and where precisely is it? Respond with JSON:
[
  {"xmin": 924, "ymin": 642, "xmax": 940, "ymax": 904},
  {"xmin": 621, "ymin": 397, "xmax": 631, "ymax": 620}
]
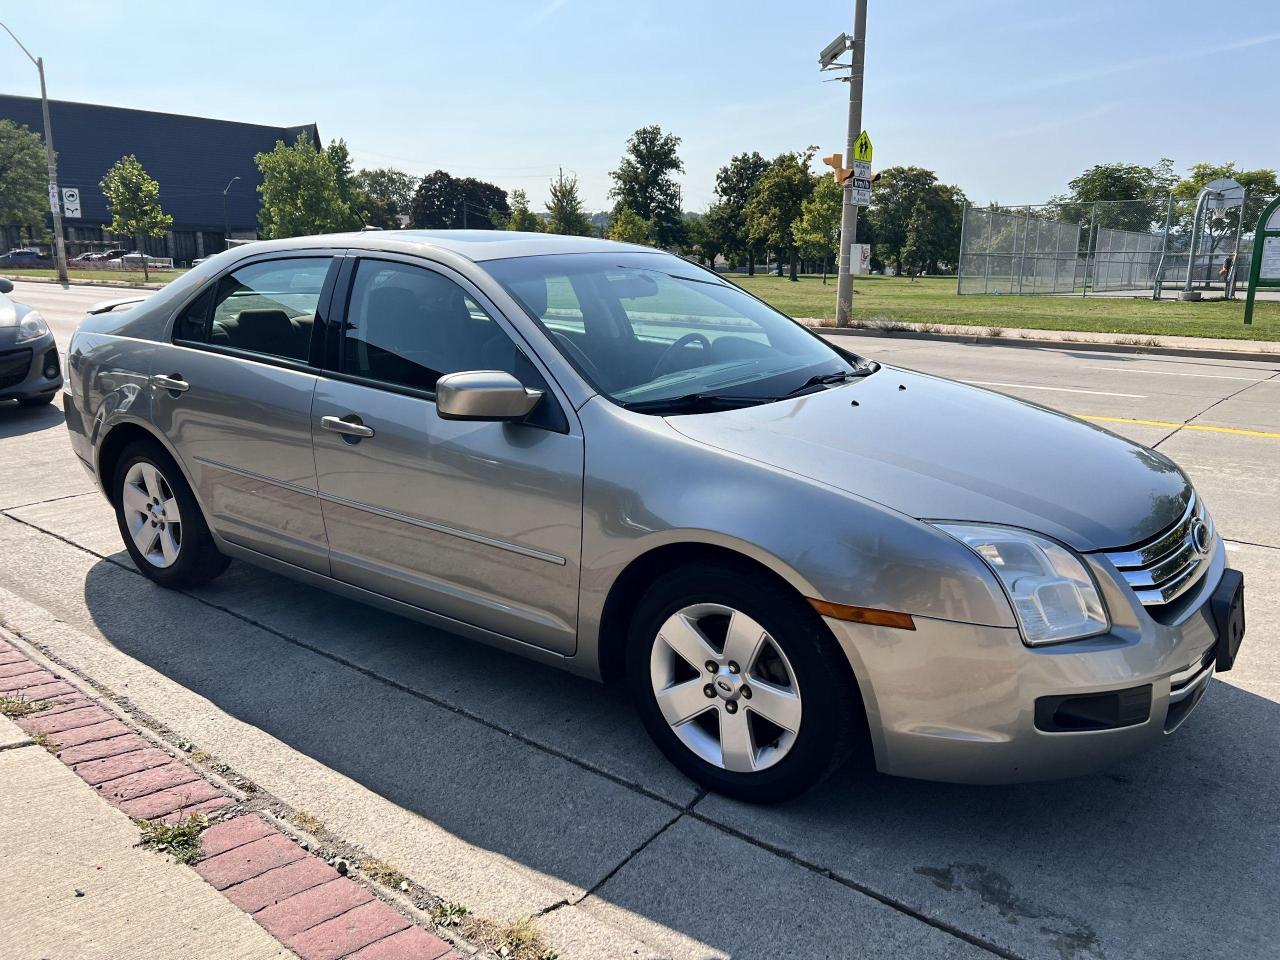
[{"xmin": 957, "ymin": 195, "xmax": 1274, "ymax": 299}]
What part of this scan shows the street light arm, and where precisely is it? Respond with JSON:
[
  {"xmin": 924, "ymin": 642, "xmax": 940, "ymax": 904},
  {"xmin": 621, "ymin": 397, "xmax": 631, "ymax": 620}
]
[{"xmin": 0, "ymin": 21, "xmax": 39, "ymax": 66}]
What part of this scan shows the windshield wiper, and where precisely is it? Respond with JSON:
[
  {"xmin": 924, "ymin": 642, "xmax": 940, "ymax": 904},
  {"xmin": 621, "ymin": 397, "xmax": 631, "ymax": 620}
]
[
  {"xmin": 784, "ymin": 363, "xmax": 879, "ymax": 397},
  {"xmin": 621, "ymin": 393, "xmax": 776, "ymax": 414}
]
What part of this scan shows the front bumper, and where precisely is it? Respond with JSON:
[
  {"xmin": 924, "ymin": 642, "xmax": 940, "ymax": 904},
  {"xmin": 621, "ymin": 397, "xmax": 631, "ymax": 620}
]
[
  {"xmin": 825, "ymin": 540, "xmax": 1236, "ymax": 784},
  {"xmin": 0, "ymin": 335, "xmax": 62, "ymax": 402}
]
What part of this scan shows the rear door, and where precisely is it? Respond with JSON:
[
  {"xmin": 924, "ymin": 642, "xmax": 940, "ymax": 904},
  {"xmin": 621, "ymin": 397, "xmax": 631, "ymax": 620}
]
[
  {"xmin": 311, "ymin": 254, "xmax": 583, "ymax": 654},
  {"xmin": 150, "ymin": 253, "xmax": 340, "ymax": 574}
]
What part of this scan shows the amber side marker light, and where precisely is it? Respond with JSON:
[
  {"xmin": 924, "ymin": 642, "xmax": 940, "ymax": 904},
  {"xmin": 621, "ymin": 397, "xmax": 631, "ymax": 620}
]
[{"xmin": 808, "ymin": 598, "xmax": 916, "ymax": 630}]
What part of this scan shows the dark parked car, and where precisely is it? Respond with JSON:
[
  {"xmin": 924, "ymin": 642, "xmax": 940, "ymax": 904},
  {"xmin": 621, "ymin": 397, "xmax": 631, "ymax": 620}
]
[
  {"xmin": 0, "ymin": 277, "xmax": 62, "ymax": 406},
  {"xmin": 0, "ymin": 248, "xmax": 47, "ymax": 267}
]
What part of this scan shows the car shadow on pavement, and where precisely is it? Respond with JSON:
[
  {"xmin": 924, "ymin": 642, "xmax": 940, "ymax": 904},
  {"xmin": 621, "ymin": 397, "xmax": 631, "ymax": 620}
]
[
  {"xmin": 77, "ymin": 552, "xmax": 1280, "ymax": 960},
  {"xmin": 0, "ymin": 399, "xmax": 64, "ymax": 439}
]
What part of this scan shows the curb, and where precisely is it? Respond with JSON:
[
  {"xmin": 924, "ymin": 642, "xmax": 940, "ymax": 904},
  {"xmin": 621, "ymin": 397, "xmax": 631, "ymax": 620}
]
[
  {"xmin": 0, "ymin": 628, "xmax": 460, "ymax": 960},
  {"xmin": 0, "ymin": 274, "xmax": 167, "ymax": 290},
  {"xmin": 806, "ymin": 323, "xmax": 1280, "ymax": 365}
]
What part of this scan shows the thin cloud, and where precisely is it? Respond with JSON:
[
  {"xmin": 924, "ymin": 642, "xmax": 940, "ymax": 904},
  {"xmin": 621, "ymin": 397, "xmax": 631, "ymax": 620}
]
[{"xmin": 529, "ymin": 0, "xmax": 569, "ymax": 25}]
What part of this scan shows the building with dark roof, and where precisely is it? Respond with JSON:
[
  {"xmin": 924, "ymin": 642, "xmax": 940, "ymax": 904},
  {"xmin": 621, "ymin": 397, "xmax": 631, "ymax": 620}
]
[{"xmin": 0, "ymin": 95, "xmax": 317, "ymax": 264}]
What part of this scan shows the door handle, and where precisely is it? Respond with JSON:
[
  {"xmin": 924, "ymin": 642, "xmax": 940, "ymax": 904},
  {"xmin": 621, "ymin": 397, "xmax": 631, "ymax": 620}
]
[
  {"xmin": 321, "ymin": 414, "xmax": 375, "ymax": 439},
  {"xmin": 151, "ymin": 373, "xmax": 189, "ymax": 393}
]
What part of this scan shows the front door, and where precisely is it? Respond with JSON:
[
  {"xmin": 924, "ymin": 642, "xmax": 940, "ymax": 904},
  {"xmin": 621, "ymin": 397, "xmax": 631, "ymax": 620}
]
[
  {"xmin": 311, "ymin": 256, "xmax": 583, "ymax": 654},
  {"xmin": 151, "ymin": 254, "xmax": 338, "ymax": 574}
]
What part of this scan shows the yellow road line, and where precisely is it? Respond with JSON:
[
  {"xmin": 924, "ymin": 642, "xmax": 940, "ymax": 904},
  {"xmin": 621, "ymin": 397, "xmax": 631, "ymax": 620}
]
[{"xmin": 1077, "ymin": 415, "xmax": 1280, "ymax": 440}]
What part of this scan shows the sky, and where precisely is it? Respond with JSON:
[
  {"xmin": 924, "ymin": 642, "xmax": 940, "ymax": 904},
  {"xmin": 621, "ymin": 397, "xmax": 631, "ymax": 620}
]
[{"xmin": 2, "ymin": 0, "xmax": 1277, "ymax": 213}]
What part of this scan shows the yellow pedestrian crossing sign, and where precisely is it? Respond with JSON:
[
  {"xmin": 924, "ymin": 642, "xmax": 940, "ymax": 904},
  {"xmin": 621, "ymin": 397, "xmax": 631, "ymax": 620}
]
[{"xmin": 853, "ymin": 131, "xmax": 873, "ymax": 164}]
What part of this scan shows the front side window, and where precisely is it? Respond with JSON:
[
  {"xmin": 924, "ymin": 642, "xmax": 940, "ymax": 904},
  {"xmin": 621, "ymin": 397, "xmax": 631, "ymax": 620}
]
[
  {"xmin": 486, "ymin": 252, "xmax": 863, "ymax": 409},
  {"xmin": 341, "ymin": 260, "xmax": 525, "ymax": 392},
  {"xmin": 175, "ymin": 257, "xmax": 332, "ymax": 362}
]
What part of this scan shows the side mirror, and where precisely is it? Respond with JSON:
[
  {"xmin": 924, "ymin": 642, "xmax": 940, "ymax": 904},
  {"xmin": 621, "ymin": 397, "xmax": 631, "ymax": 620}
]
[
  {"xmin": 0, "ymin": 278, "xmax": 13, "ymax": 294},
  {"xmin": 435, "ymin": 370, "xmax": 543, "ymax": 422}
]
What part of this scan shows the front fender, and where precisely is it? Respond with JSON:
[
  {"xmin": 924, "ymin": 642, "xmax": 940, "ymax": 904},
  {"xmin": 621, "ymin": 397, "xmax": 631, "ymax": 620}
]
[{"xmin": 576, "ymin": 398, "xmax": 1016, "ymax": 666}]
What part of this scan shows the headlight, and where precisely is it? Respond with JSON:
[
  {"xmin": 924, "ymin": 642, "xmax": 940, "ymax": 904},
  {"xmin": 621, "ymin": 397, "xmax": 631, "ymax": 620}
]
[
  {"xmin": 15, "ymin": 310, "xmax": 50, "ymax": 344},
  {"xmin": 936, "ymin": 524, "xmax": 1109, "ymax": 645}
]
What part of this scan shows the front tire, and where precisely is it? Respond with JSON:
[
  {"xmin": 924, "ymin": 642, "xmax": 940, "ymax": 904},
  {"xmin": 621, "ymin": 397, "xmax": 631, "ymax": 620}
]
[
  {"xmin": 112, "ymin": 440, "xmax": 229, "ymax": 588},
  {"xmin": 626, "ymin": 563, "xmax": 864, "ymax": 803}
]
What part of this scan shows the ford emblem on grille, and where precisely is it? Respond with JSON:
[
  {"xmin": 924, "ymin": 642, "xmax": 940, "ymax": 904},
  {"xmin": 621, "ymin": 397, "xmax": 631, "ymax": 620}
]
[{"xmin": 1190, "ymin": 518, "xmax": 1211, "ymax": 556}]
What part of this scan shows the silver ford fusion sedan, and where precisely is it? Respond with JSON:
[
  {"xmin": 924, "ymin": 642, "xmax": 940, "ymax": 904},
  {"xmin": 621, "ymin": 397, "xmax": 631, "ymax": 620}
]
[{"xmin": 63, "ymin": 232, "xmax": 1246, "ymax": 802}]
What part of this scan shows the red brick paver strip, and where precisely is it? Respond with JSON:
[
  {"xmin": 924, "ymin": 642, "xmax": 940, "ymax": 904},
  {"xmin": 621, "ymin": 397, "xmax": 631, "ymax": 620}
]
[
  {"xmin": 255, "ymin": 877, "xmax": 374, "ymax": 941},
  {"xmin": 284, "ymin": 899, "xmax": 412, "ymax": 960},
  {"xmin": 97, "ymin": 762, "xmax": 202, "ymax": 802},
  {"xmin": 221, "ymin": 857, "xmax": 341, "ymax": 914},
  {"xmin": 118, "ymin": 777, "xmax": 224, "ymax": 820},
  {"xmin": 21, "ymin": 704, "xmax": 114, "ymax": 736},
  {"xmin": 56, "ymin": 732, "xmax": 152, "ymax": 765},
  {"xmin": 346, "ymin": 927, "xmax": 455, "ymax": 960},
  {"xmin": 2, "ymin": 635, "xmax": 456, "ymax": 960},
  {"xmin": 195, "ymin": 832, "xmax": 310, "ymax": 890},
  {"xmin": 199, "ymin": 815, "xmax": 278, "ymax": 859},
  {"xmin": 73, "ymin": 747, "xmax": 173, "ymax": 786}
]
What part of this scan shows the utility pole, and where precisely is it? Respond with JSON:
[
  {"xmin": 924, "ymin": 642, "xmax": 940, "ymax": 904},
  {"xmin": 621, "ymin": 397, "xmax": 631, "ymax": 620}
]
[
  {"xmin": 222, "ymin": 176, "xmax": 240, "ymax": 244},
  {"xmin": 835, "ymin": 0, "xmax": 868, "ymax": 327},
  {"xmin": 2, "ymin": 22, "xmax": 69, "ymax": 283}
]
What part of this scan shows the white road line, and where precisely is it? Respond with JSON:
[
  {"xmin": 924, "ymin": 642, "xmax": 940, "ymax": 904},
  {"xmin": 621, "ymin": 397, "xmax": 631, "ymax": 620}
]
[
  {"xmin": 963, "ymin": 380, "xmax": 1147, "ymax": 399},
  {"xmin": 1079, "ymin": 364, "xmax": 1270, "ymax": 383}
]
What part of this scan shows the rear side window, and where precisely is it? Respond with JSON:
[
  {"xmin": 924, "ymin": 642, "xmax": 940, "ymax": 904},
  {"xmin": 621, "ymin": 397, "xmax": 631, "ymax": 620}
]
[{"xmin": 174, "ymin": 257, "xmax": 333, "ymax": 363}]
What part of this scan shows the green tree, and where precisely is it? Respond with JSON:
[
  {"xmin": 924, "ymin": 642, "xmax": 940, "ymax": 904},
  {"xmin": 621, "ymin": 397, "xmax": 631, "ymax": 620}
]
[
  {"xmin": 99, "ymin": 155, "xmax": 173, "ymax": 280},
  {"xmin": 608, "ymin": 206, "xmax": 653, "ymax": 245},
  {"xmin": 325, "ymin": 139, "xmax": 366, "ymax": 225},
  {"xmin": 609, "ymin": 125, "xmax": 684, "ymax": 247},
  {"xmin": 1052, "ymin": 160, "xmax": 1178, "ymax": 232},
  {"xmin": 355, "ymin": 167, "xmax": 417, "ymax": 228},
  {"xmin": 678, "ymin": 212, "xmax": 723, "ymax": 268},
  {"xmin": 0, "ymin": 120, "xmax": 48, "ymax": 239},
  {"xmin": 410, "ymin": 170, "xmax": 508, "ymax": 228},
  {"xmin": 746, "ymin": 150, "xmax": 816, "ymax": 281},
  {"xmin": 899, "ymin": 198, "xmax": 934, "ymax": 279},
  {"xmin": 714, "ymin": 151, "xmax": 770, "ymax": 273},
  {"xmin": 792, "ymin": 175, "xmax": 843, "ymax": 282},
  {"xmin": 501, "ymin": 189, "xmax": 542, "ymax": 232},
  {"xmin": 544, "ymin": 171, "xmax": 594, "ymax": 236},
  {"xmin": 1172, "ymin": 162, "xmax": 1279, "ymax": 256},
  {"xmin": 867, "ymin": 166, "xmax": 965, "ymax": 274},
  {"xmin": 256, "ymin": 133, "xmax": 364, "ymax": 239}
]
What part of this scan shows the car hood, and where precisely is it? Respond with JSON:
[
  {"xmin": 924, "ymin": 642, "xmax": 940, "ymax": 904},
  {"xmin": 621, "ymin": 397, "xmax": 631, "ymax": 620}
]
[{"xmin": 666, "ymin": 366, "xmax": 1191, "ymax": 551}]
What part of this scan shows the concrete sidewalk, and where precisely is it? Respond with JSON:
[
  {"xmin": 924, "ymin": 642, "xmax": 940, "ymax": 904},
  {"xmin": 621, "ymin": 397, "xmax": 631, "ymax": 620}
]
[{"xmin": 0, "ymin": 715, "xmax": 294, "ymax": 960}]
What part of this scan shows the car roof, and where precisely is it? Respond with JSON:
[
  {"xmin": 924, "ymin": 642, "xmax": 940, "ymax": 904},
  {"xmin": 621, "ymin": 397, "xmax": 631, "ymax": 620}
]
[{"xmin": 228, "ymin": 230, "xmax": 665, "ymax": 264}]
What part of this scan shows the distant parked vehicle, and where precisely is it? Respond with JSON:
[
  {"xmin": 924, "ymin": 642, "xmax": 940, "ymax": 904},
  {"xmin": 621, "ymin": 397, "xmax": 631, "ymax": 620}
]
[
  {"xmin": 77, "ymin": 249, "xmax": 130, "ymax": 263},
  {"xmin": 0, "ymin": 276, "xmax": 62, "ymax": 406},
  {"xmin": 120, "ymin": 252, "xmax": 175, "ymax": 270},
  {"xmin": 0, "ymin": 249, "xmax": 47, "ymax": 267}
]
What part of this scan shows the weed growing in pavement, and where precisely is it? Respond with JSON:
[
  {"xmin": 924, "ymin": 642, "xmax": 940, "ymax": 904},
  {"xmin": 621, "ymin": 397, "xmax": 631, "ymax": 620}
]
[
  {"xmin": 288, "ymin": 809, "xmax": 326, "ymax": 835},
  {"xmin": 137, "ymin": 813, "xmax": 209, "ymax": 864},
  {"xmin": 1116, "ymin": 335, "xmax": 1162, "ymax": 347},
  {"xmin": 0, "ymin": 695, "xmax": 42, "ymax": 718},
  {"xmin": 359, "ymin": 857, "xmax": 405, "ymax": 887},
  {"xmin": 986, "ymin": 326, "xmax": 1005, "ymax": 338},
  {"xmin": 493, "ymin": 916, "xmax": 559, "ymax": 960},
  {"xmin": 30, "ymin": 732, "xmax": 57, "ymax": 751},
  {"xmin": 434, "ymin": 901, "xmax": 470, "ymax": 927}
]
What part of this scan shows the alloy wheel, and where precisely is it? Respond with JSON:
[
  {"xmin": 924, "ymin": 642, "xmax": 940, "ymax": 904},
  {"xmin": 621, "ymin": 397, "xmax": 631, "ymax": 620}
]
[
  {"xmin": 121, "ymin": 461, "xmax": 182, "ymax": 568},
  {"xmin": 649, "ymin": 602, "xmax": 802, "ymax": 773}
]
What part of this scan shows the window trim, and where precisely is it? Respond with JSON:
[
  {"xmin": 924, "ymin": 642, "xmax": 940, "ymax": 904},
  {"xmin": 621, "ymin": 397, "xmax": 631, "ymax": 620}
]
[
  {"xmin": 322, "ymin": 252, "xmax": 572, "ymax": 433},
  {"xmin": 168, "ymin": 250, "xmax": 344, "ymax": 372}
]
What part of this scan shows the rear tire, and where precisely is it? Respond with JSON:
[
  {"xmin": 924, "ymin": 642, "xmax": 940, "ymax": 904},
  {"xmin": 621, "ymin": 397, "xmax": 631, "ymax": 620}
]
[
  {"xmin": 626, "ymin": 563, "xmax": 865, "ymax": 803},
  {"xmin": 112, "ymin": 440, "xmax": 230, "ymax": 588}
]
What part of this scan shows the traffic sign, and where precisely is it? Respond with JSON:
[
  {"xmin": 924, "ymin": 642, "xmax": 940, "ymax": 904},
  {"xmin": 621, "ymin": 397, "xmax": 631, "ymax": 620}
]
[
  {"xmin": 62, "ymin": 188, "xmax": 81, "ymax": 219},
  {"xmin": 47, "ymin": 182, "xmax": 60, "ymax": 214},
  {"xmin": 852, "ymin": 131, "xmax": 873, "ymax": 164},
  {"xmin": 852, "ymin": 160, "xmax": 871, "ymax": 179}
]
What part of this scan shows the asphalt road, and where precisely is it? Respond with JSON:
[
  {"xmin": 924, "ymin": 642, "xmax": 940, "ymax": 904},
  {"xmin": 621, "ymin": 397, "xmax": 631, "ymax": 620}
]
[{"xmin": 1, "ymin": 282, "xmax": 1278, "ymax": 960}]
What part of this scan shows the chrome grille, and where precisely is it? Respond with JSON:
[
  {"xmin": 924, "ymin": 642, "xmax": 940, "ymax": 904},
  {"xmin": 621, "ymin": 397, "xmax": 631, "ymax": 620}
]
[{"xmin": 1101, "ymin": 494, "xmax": 1212, "ymax": 607}]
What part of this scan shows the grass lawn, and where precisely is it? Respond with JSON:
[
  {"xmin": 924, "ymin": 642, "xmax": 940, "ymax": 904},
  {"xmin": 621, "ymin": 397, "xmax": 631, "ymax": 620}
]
[
  {"xmin": 1, "ymin": 267, "xmax": 187, "ymax": 285},
  {"xmin": 731, "ymin": 274, "xmax": 1280, "ymax": 342}
]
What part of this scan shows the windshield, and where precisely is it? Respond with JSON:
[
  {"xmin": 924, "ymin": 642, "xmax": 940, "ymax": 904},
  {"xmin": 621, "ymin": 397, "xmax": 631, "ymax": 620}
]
[{"xmin": 485, "ymin": 252, "xmax": 864, "ymax": 411}]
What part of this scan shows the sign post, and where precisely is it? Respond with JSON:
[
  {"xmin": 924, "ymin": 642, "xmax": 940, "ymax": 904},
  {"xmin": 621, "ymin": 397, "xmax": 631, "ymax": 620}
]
[{"xmin": 1243, "ymin": 195, "xmax": 1280, "ymax": 326}]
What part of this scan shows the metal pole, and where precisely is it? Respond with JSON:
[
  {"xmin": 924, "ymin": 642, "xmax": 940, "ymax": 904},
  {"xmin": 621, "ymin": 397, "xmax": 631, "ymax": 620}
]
[
  {"xmin": 1, "ymin": 20, "xmax": 71, "ymax": 284},
  {"xmin": 222, "ymin": 176, "xmax": 239, "ymax": 243},
  {"xmin": 1181, "ymin": 189, "xmax": 1210, "ymax": 300},
  {"xmin": 1152, "ymin": 193, "xmax": 1173, "ymax": 300},
  {"xmin": 834, "ymin": 0, "xmax": 868, "ymax": 327},
  {"xmin": 1082, "ymin": 202, "xmax": 1098, "ymax": 297},
  {"xmin": 955, "ymin": 202, "xmax": 967, "ymax": 295},
  {"xmin": 1016, "ymin": 205, "xmax": 1031, "ymax": 294},
  {"xmin": 1227, "ymin": 188, "xmax": 1248, "ymax": 299}
]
